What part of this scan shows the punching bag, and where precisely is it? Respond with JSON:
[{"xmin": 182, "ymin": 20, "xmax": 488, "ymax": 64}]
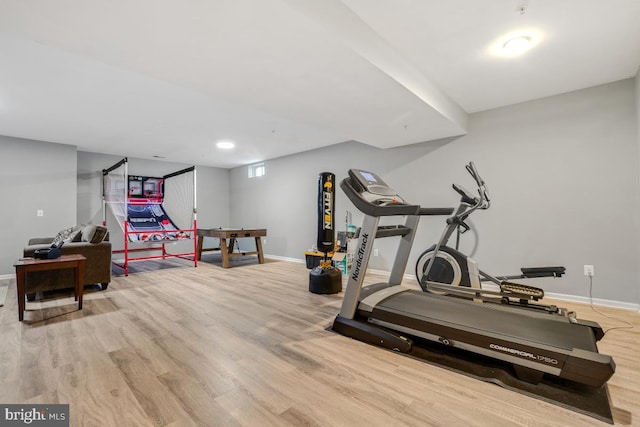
[
  {"xmin": 317, "ymin": 172, "xmax": 336, "ymax": 254},
  {"xmin": 309, "ymin": 172, "xmax": 342, "ymax": 294}
]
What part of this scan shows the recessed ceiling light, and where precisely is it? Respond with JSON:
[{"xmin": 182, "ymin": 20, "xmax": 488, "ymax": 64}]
[
  {"xmin": 490, "ymin": 31, "xmax": 541, "ymax": 57},
  {"xmin": 216, "ymin": 141, "xmax": 235, "ymax": 149},
  {"xmin": 502, "ymin": 36, "xmax": 531, "ymax": 54}
]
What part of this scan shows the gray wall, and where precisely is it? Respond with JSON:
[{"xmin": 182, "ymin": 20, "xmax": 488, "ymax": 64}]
[
  {"xmin": 0, "ymin": 136, "xmax": 77, "ymax": 275},
  {"xmin": 2, "ymin": 77, "xmax": 638, "ymax": 305},
  {"xmin": 635, "ymin": 68, "xmax": 640, "ymax": 303},
  {"xmin": 230, "ymin": 79, "xmax": 639, "ymax": 305},
  {"xmin": 77, "ymin": 152, "xmax": 230, "ymax": 253}
]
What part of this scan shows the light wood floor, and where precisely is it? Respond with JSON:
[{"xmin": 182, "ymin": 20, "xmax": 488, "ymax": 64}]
[{"xmin": 0, "ymin": 258, "xmax": 638, "ymax": 426}]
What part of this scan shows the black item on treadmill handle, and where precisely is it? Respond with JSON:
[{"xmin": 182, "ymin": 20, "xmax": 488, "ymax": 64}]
[
  {"xmin": 375, "ymin": 225, "xmax": 412, "ymax": 238},
  {"xmin": 419, "ymin": 207, "xmax": 455, "ymax": 216}
]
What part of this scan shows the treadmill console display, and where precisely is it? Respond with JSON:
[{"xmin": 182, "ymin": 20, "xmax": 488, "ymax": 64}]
[
  {"xmin": 348, "ymin": 169, "xmax": 403, "ymax": 200},
  {"xmin": 342, "ymin": 169, "xmax": 420, "ymax": 217},
  {"xmin": 358, "ymin": 171, "xmax": 377, "ymax": 184}
]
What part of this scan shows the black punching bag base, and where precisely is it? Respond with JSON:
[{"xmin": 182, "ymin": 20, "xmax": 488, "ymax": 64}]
[{"xmin": 309, "ymin": 266, "xmax": 342, "ymax": 294}]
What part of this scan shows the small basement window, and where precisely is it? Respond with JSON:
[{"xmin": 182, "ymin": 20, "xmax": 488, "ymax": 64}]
[{"xmin": 248, "ymin": 162, "xmax": 265, "ymax": 178}]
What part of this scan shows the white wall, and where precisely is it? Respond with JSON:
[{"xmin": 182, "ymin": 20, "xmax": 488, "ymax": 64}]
[
  {"xmin": 0, "ymin": 136, "xmax": 77, "ymax": 275},
  {"xmin": 229, "ymin": 79, "xmax": 639, "ymax": 305}
]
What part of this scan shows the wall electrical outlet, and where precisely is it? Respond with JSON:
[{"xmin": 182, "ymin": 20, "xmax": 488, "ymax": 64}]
[
  {"xmin": 373, "ymin": 248, "xmax": 379, "ymax": 256},
  {"xmin": 37, "ymin": 209, "xmax": 44, "ymax": 217},
  {"xmin": 583, "ymin": 265, "xmax": 595, "ymax": 277}
]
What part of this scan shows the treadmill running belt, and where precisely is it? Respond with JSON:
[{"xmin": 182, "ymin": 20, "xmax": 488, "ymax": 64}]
[{"xmin": 373, "ymin": 290, "xmax": 598, "ymax": 351}]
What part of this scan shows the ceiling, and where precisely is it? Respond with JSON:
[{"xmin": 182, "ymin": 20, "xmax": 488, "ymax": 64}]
[{"xmin": 1, "ymin": 0, "xmax": 639, "ymax": 168}]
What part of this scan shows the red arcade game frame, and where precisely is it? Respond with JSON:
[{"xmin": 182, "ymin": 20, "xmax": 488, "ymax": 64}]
[{"xmin": 102, "ymin": 158, "xmax": 197, "ymax": 276}]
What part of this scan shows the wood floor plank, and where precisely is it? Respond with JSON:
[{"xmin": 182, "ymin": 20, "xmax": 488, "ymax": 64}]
[
  {"xmin": 0, "ymin": 321, "xmax": 21, "ymax": 386},
  {"xmin": 151, "ymin": 333, "xmax": 238, "ymax": 397},
  {"xmin": 214, "ymin": 387, "xmax": 296, "ymax": 427},
  {"xmin": 0, "ymin": 259, "xmax": 638, "ymax": 426},
  {"xmin": 108, "ymin": 346, "xmax": 193, "ymax": 426},
  {"xmin": 156, "ymin": 369, "xmax": 241, "ymax": 427}
]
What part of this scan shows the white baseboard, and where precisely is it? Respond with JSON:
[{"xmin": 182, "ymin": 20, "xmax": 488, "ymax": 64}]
[
  {"xmin": 0, "ymin": 274, "xmax": 15, "ymax": 280},
  {"xmin": 264, "ymin": 254, "xmax": 305, "ymax": 264},
  {"xmin": 545, "ymin": 292, "xmax": 639, "ymax": 312}
]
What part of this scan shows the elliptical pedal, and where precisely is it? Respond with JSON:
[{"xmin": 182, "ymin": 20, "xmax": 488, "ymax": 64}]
[{"xmin": 500, "ymin": 281, "xmax": 544, "ymax": 300}]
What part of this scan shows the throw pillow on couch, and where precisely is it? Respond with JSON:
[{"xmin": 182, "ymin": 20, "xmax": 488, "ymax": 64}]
[
  {"xmin": 80, "ymin": 224, "xmax": 108, "ymax": 243},
  {"xmin": 52, "ymin": 224, "xmax": 108, "ymax": 245},
  {"xmin": 51, "ymin": 225, "xmax": 83, "ymax": 245}
]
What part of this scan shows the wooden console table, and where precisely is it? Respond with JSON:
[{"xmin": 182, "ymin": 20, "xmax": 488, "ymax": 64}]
[
  {"xmin": 13, "ymin": 254, "xmax": 86, "ymax": 321},
  {"xmin": 197, "ymin": 228, "xmax": 267, "ymax": 268}
]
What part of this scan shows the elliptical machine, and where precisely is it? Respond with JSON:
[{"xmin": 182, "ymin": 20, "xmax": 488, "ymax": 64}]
[{"xmin": 415, "ymin": 162, "xmax": 567, "ymax": 315}]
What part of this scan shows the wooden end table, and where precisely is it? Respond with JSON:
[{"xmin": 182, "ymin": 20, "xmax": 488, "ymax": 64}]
[{"xmin": 13, "ymin": 254, "xmax": 86, "ymax": 321}]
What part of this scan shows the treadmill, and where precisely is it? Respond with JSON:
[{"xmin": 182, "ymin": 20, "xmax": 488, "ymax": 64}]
[{"xmin": 332, "ymin": 168, "xmax": 615, "ymax": 388}]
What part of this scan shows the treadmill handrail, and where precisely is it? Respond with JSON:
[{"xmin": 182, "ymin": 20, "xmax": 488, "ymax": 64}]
[
  {"xmin": 341, "ymin": 177, "xmax": 420, "ymax": 217},
  {"xmin": 419, "ymin": 207, "xmax": 455, "ymax": 216}
]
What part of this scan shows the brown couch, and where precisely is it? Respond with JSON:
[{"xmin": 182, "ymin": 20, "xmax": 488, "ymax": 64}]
[{"xmin": 23, "ymin": 225, "xmax": 112, "ymax": 300}]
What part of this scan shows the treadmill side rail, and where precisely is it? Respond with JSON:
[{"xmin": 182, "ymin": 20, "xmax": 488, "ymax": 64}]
[
  {"xmin": 332, "ymin": 315, "xmax": 412, "ymax": 353},
  {"xmin": 359, "ymin": 286, "xmax": 411, "ymax": 313},
  {"xmin": 571, "ymin": 318, "xmax": 606, "ymax": 341},
  {"xmin": 560, "ymin": 349, "xmax": 616, "ymax": 387}
]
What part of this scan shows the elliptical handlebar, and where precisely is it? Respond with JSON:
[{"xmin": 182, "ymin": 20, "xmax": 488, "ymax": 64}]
[
  {"xmin": 464, "ymin": 162, "xmax": 490, "ymax": 210},
  {"xmin": 442, "ymin": 162, "xmax": 492, "ymax": 237}
]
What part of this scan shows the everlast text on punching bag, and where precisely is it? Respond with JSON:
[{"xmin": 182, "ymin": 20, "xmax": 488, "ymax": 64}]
[{"xmin": 309, "ymin": 172, "xmax": 342, "ymax": 294}]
